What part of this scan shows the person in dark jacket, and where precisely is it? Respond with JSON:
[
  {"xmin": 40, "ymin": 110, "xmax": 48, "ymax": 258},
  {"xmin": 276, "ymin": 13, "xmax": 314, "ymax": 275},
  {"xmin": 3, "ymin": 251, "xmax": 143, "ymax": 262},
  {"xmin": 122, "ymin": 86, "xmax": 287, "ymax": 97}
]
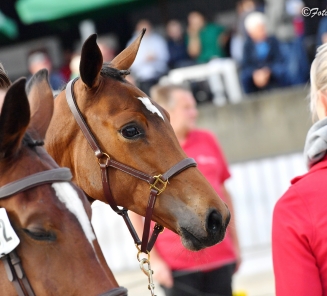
[
  {"xmin": 166, "ymin": 20, "xmax": 194, "ymax": 69},
  {"xmin": 241, "ymin": 12, "xmax": 287, "ymax": 94}
]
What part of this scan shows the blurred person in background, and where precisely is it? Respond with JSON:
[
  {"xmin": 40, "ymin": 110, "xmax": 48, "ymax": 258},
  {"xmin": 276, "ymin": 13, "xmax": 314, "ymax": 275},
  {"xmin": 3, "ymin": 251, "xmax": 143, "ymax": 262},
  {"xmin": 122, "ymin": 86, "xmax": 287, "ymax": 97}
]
[
  {"xmin": 97, "ymin": 36, "xmax": 117, "ymax": 63},
  {"xmin": 59, "ymin": 49, "xmax": 73, "ymax": 82},
  {"xmin": 285, "ymin": 0, "xmax": 305, "ymax": 38},
  {"xmin": 69, "ymin": 52, "xmax": 81, "ymax": 80},
  {"xmin": 127, "ymin": 19, "xmax": 169, "ymax": 95},
  {"xmin": 187, "ymin": 10, "xmax": 227, "ymax": 63},
  {"xmin": 166, "ymin": 19, "xmax": 194, "ymax": 69},
  {"xmin": 230, "ymin": 0, "xmax": 257, "ymax": 64},
  {"xmin": 316, "ymin": 15, "xmax": 327, "ymax": 47},
  {"xmin": 273, "ymin": 43, "xmax": 327, "ymax": 296},
  {"xmin": 130, "ymin": 84, "xmax": 241, "ymax": 296},
  {"xmin": 27, "ymin": 50, "xmax": 65, "ymax": 92},
  {"xmin": 282, "ymin": 0, "xmax": 309, "ymax": 86},
  {"xmin": 240, "ymin": 12, "xmax": 287, "ymax": 94}
]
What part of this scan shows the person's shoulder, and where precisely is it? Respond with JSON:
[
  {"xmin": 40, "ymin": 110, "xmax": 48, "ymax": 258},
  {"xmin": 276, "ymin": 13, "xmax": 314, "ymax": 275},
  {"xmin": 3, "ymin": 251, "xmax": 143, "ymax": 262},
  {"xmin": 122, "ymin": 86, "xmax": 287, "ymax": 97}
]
[
  {"xmin": 276, "ymin": 161, "xmax": 327, "ymax": 212},
  {"xmin": 292, "ymin": 158, "xmax": 327, "ymax": 189},
  {"xmin": 189, "ymin": 129, "xmax": 217, "ymax": 142}
]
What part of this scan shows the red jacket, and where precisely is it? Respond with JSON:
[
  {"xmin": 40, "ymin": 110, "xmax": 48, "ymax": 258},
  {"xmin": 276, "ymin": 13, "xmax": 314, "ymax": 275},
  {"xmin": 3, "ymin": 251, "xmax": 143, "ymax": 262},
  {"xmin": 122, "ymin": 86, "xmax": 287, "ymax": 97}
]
[{"xmin": 273, "ymin": 156, "xmax": 327, "ymax": 296}]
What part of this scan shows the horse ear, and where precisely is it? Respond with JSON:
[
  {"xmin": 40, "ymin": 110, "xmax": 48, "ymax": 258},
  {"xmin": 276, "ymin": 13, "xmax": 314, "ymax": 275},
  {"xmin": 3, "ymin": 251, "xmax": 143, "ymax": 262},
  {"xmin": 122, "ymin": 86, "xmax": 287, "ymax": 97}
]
[
  {"xmin": 110, "ymin": 29, "xmax": 146, "ymax": 70},
  {"xmin": 0, "ymin": 78, "xmax": 30, "ymax": 159},
  {"xmin": 80, "ymin": 34, "xmax": 103, "ymax": 88},
  {"xmin": 26, "ymin": 69, "xmax": 54, "ymax": 140}
]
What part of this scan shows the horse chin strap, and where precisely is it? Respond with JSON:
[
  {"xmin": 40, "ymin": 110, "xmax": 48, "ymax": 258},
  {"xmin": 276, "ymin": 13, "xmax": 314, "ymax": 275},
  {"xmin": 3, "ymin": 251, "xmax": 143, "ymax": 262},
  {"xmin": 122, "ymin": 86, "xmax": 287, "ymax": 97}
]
[{"xmin": 66, "ymin": 78, "xmax": 197, "ymax": 254}]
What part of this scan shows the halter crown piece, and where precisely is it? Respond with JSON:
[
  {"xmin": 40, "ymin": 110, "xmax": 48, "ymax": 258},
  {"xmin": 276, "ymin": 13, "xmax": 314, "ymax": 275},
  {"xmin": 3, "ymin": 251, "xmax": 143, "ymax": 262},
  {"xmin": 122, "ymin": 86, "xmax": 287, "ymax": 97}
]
[{"xmin": 66, "ymin": 78, "xmax": 197, "ymax": 296}]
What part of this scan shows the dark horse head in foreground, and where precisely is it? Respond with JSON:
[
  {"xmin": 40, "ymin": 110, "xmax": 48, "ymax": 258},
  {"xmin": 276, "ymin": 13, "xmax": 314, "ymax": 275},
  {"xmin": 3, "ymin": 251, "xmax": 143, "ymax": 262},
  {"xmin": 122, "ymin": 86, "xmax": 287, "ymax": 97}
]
[{"xmin": 0, "ymin": 68, "xmax": 125, "ymax": 295}]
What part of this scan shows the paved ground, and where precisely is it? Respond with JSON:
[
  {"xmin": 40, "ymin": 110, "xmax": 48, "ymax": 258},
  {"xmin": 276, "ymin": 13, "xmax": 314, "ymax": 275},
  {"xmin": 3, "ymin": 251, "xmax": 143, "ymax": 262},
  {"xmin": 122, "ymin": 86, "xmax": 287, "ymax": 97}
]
[
  {"xmin": 115, "ymin": 269, "xmax": 275, "ymax": 296},
  {"xmin": 115, "ymin": 257, "xmax": 275, "ymax": 296}
]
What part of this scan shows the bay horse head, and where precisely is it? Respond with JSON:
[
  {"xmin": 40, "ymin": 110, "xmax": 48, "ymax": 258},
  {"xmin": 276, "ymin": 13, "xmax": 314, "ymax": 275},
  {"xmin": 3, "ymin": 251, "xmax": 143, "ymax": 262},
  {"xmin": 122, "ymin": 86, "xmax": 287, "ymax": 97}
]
[
  {"xmin": 0, "ymin": 73, "xmax": 125, "ymax": 295},
  {"xmin": 45, "ymin": 31, "xmax": 230, "ymax": 251}
]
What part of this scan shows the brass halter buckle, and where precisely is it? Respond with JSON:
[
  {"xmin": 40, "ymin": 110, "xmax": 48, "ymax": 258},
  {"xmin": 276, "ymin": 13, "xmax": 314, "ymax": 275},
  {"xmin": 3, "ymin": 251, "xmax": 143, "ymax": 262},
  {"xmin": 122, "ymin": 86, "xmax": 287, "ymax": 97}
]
[{"xmin": 150, "ymin": 175, "xmax": 168, "ymax": 195}]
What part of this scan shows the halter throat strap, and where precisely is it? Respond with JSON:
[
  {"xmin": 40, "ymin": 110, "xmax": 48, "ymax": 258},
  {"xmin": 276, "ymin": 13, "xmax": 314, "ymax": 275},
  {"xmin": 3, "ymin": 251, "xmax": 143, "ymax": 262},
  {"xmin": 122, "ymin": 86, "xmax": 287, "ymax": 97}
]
[{"xmin": 66, "ymin": 78, "xmax": 197, "ymax": 253}]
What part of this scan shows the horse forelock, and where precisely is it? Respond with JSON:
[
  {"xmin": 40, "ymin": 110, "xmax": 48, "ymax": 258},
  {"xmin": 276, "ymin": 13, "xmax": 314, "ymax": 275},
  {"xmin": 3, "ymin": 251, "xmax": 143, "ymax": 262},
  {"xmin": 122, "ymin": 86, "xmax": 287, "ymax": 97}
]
[
  {"xmin": 101, "ymin": 64, "xmax": 126, "ymax": 82},
  {"xmin": 55, "ymin": 65, "xmax": 126, "ymax": 97}
]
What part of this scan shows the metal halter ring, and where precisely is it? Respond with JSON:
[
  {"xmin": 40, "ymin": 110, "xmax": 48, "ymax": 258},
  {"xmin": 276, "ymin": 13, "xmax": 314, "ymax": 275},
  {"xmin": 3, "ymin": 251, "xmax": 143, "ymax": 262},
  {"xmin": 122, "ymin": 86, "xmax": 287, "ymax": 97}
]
[
  {"xmin": 136, "ymin": 244, "xmax": 150, "ymax": 262},
  {"xmin": 97, "ymin": 152, "xmax": 110, "ymax": 166}
]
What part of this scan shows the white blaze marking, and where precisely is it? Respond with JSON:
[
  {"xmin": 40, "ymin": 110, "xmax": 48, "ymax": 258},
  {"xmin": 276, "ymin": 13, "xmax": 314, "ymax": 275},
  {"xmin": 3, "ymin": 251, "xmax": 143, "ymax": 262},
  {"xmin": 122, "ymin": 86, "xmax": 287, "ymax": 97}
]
[
  {"xmin": 137, "ymin": 97, "xmax": 164, "ymax": 121},
  {"xmin": 52, "ymin": 182, "xmax": 96, "ymax": 247}
]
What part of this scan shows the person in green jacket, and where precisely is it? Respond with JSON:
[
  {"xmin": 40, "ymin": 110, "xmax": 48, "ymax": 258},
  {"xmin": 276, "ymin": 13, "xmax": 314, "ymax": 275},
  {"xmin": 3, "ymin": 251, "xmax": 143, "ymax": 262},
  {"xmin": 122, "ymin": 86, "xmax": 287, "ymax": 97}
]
[{"xmin": 187, "ymin": 10, "xmax": 227, "ymax": 63}]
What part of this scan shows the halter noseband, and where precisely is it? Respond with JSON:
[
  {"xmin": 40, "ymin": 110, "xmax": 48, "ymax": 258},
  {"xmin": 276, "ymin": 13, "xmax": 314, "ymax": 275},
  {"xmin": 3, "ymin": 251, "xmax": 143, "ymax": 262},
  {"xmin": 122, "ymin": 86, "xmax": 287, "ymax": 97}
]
[{"xmin": 66, "ymin": 78, "xmax": 197, "ymax": 254}]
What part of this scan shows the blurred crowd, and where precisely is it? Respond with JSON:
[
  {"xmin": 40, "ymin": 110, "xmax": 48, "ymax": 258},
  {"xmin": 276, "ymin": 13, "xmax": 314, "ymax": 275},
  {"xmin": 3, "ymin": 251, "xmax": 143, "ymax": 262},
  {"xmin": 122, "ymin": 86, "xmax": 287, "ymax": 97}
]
[{"xmin": 26, "ymin": 0, "xmax": 327, "ymax": 99}]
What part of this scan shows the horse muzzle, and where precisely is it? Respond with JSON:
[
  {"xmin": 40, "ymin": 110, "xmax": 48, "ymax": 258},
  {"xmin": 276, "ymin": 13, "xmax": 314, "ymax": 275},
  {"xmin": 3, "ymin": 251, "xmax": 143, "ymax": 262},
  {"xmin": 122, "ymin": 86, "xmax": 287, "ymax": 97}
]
[{"xmin": 179, "ymin": 208, "xmax": 231, "ymax": 251}]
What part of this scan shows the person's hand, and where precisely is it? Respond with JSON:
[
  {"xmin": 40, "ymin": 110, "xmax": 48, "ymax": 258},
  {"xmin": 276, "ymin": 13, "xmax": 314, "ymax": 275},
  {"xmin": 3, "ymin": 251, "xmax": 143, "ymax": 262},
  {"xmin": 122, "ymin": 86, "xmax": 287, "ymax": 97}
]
[
  {"xmin": 152, "ymin": 258, "xmax": 173, "ymax": 288},
  {"xmin": 253, "ymin": 68, "xmax": 271, "ymax": 88}
]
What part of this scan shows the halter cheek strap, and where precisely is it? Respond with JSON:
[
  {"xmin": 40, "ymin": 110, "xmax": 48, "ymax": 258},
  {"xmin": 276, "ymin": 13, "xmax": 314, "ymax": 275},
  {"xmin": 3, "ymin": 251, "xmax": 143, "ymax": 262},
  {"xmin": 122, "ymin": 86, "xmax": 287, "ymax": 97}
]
[{"xmin": 66, "ymin": 78, "xmax": 197, "ymax": 253}]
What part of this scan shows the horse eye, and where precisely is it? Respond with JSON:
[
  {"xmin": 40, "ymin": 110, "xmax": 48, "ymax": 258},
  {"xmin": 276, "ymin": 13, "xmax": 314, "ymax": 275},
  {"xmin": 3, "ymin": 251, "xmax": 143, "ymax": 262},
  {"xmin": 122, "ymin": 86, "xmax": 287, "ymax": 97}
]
[
  {"xmin": 23, "ymin": 229, "xmax": 56, "ymax": 241},
  {"xmin": 121, "ymin": 126, "xmax": 141, "ymax": 139}
]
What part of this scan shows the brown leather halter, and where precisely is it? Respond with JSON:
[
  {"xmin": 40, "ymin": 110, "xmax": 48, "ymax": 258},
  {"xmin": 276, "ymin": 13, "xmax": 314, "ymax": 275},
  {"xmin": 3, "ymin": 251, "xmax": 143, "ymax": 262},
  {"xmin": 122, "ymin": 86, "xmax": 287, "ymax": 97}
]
[
  {"xmin": 0, "ymin": 167, "xmax": 72, "ymax": 296},
  {"xmin": 66, "ymin": 77, "xmax": 197, "ymax": 254},
  {"xmin": 0, "ymin": 167, "xmax": 128, "ymax": 296}
]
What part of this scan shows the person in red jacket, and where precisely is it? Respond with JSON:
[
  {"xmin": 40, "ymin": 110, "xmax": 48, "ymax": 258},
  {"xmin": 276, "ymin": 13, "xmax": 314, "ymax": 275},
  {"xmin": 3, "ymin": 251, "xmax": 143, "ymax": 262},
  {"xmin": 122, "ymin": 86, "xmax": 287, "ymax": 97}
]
[
  {"xmin": 130, "ymin": 84, "xmax": 240, "ymax": 296},
  {"xmin": 272, "ymin": 43, "xmax": 327, "ymax": 295}
]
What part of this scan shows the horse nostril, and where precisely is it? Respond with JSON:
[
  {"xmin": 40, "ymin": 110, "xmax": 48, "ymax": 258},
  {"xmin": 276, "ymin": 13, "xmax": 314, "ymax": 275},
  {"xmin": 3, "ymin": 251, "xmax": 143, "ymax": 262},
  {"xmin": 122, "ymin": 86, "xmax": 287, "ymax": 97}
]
[{"xmin": 207, "ymin": 210, "xmax": 222, "ymax": 233}]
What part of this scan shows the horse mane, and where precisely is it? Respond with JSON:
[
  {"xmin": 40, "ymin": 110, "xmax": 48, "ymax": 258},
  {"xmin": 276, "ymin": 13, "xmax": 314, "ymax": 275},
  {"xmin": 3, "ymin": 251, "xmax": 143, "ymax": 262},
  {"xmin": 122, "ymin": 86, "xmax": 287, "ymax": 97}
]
[{"xmin": 101, "ymin": 63, "xmax": 127, "ymax": 82}]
